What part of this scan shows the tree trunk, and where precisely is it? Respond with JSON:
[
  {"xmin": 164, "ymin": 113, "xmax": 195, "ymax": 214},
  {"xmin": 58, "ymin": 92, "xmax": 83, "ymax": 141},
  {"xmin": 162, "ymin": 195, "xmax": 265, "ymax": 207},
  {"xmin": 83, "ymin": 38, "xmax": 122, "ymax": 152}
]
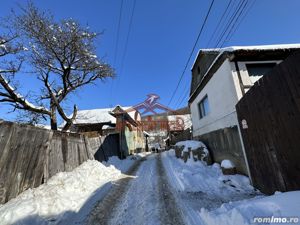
[{"xmin": 50, "ymin": 100, "xmax": 57, "ymax": 130}]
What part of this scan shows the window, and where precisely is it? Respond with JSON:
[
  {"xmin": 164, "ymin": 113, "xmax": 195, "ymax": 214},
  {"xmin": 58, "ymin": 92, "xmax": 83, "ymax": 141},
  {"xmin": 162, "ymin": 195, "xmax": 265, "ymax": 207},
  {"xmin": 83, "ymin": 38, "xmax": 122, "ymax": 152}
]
[
  {"xmin": 246, "ymin": 63, "xmax": 277, "ymax": 84},
  {"xmin": 246, "ymin": 63, "xmax": 277, "ymax": 77},
  {"xmin": 198, "ymin": 95, "xmax": 210, "ymax": 119}
]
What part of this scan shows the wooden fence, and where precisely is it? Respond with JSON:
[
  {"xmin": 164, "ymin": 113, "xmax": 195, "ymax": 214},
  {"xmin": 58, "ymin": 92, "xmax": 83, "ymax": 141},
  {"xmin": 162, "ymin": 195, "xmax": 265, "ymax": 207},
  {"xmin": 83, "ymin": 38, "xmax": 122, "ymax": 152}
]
[
  {"xmin": 89, "ymin": 133, "xmax": 120, "ymax": 162},
  {"xmin": 0, "ymin": 121, "xmax": 93, "ymax": 204},
  {"xmin": 236, "ymin": 50, "xmax": 300, "ymax": 194}
]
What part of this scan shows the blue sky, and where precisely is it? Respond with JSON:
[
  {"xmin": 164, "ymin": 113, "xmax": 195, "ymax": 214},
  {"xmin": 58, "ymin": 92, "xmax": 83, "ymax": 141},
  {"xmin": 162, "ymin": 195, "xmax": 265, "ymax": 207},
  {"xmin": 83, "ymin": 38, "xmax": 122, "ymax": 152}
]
[{"xmin": 0, "ymin": 0, "xmax": 300, "ymax": 122}]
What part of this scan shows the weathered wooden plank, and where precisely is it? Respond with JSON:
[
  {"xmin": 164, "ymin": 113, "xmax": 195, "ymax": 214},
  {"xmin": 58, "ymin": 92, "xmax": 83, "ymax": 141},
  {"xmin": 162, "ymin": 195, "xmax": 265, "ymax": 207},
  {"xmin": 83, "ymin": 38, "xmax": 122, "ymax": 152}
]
[
  {"xmin": 48, "ymin": 131, "xmax": 65, "ymax": 177},
  {"xmin": 0, "ymin": 121, "xmax": 94, "ymax": 204},
  {"xmin": 236, "ymin": 50, "xmax": 300, "ymax": 194},
  {"xmin": 43, "ymin": 130, "xmax": 53, "ymax": 182}
]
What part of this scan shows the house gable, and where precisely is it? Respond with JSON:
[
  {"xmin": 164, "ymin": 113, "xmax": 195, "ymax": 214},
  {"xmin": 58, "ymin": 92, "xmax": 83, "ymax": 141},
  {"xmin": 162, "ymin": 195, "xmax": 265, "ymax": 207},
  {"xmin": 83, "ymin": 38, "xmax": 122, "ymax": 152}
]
[{"xmin": 189, "ymin": 44, "xmax": 300, "ymax": 104}]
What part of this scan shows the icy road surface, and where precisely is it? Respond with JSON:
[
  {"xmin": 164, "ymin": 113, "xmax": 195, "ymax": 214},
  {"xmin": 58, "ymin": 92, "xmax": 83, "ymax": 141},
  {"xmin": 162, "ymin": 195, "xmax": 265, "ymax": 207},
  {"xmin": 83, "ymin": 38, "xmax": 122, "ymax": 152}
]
[
  {"xmin": 87, "ymin": 150, "xmax": 260, "ymax": 225},
  {"xmin": 87, "ymin": 153, "xmax": 185, "ymax": 225}
]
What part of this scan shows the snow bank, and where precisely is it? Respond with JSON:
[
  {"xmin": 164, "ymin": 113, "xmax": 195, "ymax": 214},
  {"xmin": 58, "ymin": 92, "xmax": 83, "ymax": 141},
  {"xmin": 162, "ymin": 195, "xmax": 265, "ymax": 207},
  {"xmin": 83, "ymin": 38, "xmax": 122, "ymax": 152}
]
[
  {"xmin": 162, "ymin": 150, "xmax": 256, "ymax": 198},
  {"xmin": 221, "ymin": 159, "xmax": 235, "ymax": 169},
  {"xmin": 0, "ymin": 160, "xmax": 121, "ymax": 225},
  {"xmin": 199, "ymin": 191, "xmax": 300, "ymax": 225},
  {"xmin": 163, "ymin": 149, "xmax": 300, "ymax": 225},
  {"xmin": 175, "ymin": 140, "xmax": 207, "ymax": 152},
  {"xmin": 103, "ymin": 153, "xmax": 151, "ymax": 173},
  {"xmin": 104, "ymin": 155, "xmax": 139, "ymax": 173}
]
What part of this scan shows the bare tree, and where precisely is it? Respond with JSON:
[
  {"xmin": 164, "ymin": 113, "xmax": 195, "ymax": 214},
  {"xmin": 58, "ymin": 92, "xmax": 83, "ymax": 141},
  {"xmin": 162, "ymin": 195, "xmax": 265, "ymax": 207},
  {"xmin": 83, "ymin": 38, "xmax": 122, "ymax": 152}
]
[{"xmin": 0, "ymin": 3, "xmax": 114, "ymax": 130}]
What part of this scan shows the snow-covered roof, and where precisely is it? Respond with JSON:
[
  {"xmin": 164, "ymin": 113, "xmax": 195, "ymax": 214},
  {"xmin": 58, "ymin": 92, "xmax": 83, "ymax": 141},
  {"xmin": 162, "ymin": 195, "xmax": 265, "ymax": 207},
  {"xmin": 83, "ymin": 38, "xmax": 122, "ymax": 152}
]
[
  {"xmin": 201, "ymin": 43, "xmax": 300, "ymax": 53},
  {"xmin": 73, "ymin": 108, "xmax": 115, "ymax": 124},
  {"xmin": 73, "ymin": 106, "xmax": 137, "ymax": 125},
  {"xmin": 192, "ymin": 43, "xmax": 300, "ymax": 70}
]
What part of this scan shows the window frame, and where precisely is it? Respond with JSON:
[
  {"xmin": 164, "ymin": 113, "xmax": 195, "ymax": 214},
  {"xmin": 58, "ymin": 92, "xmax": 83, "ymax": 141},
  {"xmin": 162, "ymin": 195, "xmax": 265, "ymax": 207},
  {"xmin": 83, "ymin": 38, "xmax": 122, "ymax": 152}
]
[
  {"xmin": 198, "ymin": 95, "xmax": 210, "ymax": 119},
  {"xmin": 245, "ymin": 62, "xmax": 277, "ymax": 77}
]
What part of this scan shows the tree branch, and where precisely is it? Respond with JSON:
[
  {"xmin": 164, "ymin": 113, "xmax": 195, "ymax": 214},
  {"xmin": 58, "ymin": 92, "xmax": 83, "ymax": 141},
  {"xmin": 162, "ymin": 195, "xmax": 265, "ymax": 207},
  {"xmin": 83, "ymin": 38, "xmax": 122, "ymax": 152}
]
[{"xmin": 0, "ymin": 74, "xmax": 51, "ymax": 115}]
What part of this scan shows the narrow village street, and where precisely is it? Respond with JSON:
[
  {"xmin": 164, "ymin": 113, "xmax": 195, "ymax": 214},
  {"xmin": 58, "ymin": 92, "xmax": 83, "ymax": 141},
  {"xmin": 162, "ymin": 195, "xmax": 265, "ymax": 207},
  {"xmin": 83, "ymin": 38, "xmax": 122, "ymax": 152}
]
[
  {"xmin": 85, "ymin": 150, "xmax": 259, "ymax": 225},
  {"xmin": 87, "ymin": 153, "xmax": 185, "ymax": 225},
  {"xmin": 1, "ymin": 2, "xmax": 300, "ymax": 224}
]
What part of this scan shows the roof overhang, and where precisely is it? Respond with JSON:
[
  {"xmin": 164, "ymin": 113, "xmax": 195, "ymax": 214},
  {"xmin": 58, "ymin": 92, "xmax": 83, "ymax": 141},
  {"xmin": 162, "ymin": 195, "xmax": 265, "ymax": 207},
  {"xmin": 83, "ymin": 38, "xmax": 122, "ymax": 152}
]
[{"xmin": 189, "ymin": 45, "xmax": 300, "ymax": 104}]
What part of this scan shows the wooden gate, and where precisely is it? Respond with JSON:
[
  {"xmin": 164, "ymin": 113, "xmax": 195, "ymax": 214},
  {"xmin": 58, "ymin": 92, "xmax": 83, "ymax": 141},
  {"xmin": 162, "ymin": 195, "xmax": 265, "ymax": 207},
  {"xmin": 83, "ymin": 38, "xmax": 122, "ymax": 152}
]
[{"xmin": 236, "ymin": 50, "xmax": 300, "ymax": 194}]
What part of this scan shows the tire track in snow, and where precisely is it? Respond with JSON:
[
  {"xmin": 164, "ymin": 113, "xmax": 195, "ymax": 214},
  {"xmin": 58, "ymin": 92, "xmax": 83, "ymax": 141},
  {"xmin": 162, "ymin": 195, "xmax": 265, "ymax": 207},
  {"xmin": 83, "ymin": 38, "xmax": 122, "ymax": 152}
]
[
  {"xmin": 86, "ymin": 154, "xmax": 185, "ymax": 225},
  {"xmin": 157, "ymin": 154, "xmax": 186, "ymax": 225},
  {"xmin": 106, "ymin": 154, "xmax": 160, "ymax": 225},
  {"xmin": 86, "ymin": 158, "xmax": 143, "ymax": 225}
]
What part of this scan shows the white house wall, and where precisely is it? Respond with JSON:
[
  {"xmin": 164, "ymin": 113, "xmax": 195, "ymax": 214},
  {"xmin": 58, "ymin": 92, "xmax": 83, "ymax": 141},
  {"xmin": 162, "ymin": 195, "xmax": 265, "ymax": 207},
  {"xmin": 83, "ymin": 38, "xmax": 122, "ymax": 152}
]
[{"xmin": 191, "ymin": 59, "xmax": 240, "ymax": 137}]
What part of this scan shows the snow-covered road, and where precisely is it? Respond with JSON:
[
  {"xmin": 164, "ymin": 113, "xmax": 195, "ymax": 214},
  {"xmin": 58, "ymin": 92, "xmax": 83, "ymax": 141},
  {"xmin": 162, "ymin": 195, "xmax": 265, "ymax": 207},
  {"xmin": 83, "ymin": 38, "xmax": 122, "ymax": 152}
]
[
  {"xmin": 87, "ymin": 153, "xmax": 185, "ymax": 225},
  {"xmin": 2, "ymin": 150, "xmax": 299, "ymax": 225},
  {"xmin": 161, "ymin": 150, "xmax": 259, "ymax": 225}
]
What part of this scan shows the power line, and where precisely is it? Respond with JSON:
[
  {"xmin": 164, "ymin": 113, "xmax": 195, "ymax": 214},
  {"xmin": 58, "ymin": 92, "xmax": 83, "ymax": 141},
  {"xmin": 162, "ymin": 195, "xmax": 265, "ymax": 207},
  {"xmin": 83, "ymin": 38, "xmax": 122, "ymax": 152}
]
[
  {"xmin": 109, "ymin": 0, "xmax": 124, "ymax": 106},
  {"xmin": 176, "ymin": 0, "xmax": 256, "ymax": 107},
  {"xmin": 212, "ymin": 0, "xmax": 238, "ymax": 48},
  {"xmin": 174, "ymin": 0, "xmax": 234, "ymax": 109},
  {"xmin": 177, "ymin": 88, "xmax": 190, "ymax": 108},
  {"xmin": 167, "ymin": 0, "xmax": 216, "ymax": 107},
  {"xmin": 113, "ymin": 0, "xmax": 124, "ymax": 66},
  {"xmin": 214, "ymin": 0, "xmax": 246, "ymax": 48},
  {"xmin": 219, "ymin": 0, "xmax": 249, "ymax": 48},
  {"xmin": 175, "ymin": 0, "xmax": 255, "ymax": 109},
  {"xmin": 118, "ymin": 0, "xmax": 137, "ymax": 83},
  {"xmin": 206, "ymin": 0, "xmax": 233, "ymax": 48},
  {"xmin": 174, "ymin": 83, "xmax": 189, "ymax": 108},
  {"xmin": 225, "ymin": 0, "xmax": 256, "ymax": 45}
]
